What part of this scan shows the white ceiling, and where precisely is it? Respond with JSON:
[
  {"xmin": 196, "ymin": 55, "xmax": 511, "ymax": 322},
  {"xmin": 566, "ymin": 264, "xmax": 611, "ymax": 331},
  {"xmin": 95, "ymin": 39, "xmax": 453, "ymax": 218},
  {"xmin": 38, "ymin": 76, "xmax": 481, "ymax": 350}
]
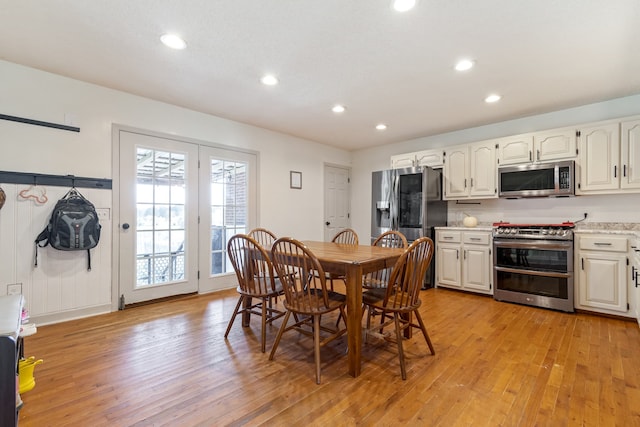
[{"xmin": 1, "ymin": 1, "xmax": 639, "ymax": 151}]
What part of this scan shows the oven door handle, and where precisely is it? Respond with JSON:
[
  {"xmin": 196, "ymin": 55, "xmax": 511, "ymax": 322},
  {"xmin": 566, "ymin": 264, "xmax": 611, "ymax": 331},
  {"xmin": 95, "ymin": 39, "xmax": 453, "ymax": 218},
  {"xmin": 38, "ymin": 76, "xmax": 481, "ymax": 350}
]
[
  {"xmin": 494, "ymin": 266, "xmax": 571, "ymax": 278},
  {"xmin": 493, "ymin": 240, "xmax": 573, "ymax": 251}
]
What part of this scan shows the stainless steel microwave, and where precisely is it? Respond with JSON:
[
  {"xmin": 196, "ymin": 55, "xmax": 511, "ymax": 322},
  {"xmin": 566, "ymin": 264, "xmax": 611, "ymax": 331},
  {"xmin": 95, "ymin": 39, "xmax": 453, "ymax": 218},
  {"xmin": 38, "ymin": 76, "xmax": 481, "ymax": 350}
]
[{"xmin": 498, "ymin": 160, "xmax": 575, "ymax": 198}]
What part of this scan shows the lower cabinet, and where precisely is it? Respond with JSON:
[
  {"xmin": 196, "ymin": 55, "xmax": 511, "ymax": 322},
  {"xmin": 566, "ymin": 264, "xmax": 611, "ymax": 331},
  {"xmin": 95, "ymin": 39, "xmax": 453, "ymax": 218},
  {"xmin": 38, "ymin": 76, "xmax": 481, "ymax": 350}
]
[
  {"xmin": 436, "ymin": 229, "xmax": 493, "ymax": 295},
  {"xmin": 575, "ymin": 234, "xmax": 631, "ymax": 316}
]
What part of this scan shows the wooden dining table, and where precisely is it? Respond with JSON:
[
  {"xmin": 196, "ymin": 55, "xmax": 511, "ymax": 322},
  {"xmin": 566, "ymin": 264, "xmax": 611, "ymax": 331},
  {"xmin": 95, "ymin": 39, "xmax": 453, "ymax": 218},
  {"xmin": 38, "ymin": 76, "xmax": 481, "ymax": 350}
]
[{"xmin": 300, "ymin": 241, "xmax": 406, "ymax": 377}]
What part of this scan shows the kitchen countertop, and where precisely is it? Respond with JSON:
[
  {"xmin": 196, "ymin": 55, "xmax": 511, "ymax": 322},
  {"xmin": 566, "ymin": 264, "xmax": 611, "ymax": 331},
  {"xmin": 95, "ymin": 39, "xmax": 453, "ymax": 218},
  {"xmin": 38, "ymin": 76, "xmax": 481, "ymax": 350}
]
[
  {"xmin": 435, "ymin": 225, "xmax": 493, "ymax": 232},
  {"xmin": 436, "ymin": 223, "xmax": 640, "ymax": 238}
]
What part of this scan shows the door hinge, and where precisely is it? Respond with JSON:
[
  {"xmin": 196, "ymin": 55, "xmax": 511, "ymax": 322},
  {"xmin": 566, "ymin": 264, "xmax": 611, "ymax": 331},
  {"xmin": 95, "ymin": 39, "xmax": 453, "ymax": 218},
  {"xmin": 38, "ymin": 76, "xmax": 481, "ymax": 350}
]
[
  {"xmin": 576, "ymin": 148, "xmax": 579, "ymax": 155},
  {"xmin": 627, "ymin": 257, "xmax": 629, "ymax": 265},
  {"xmin": 627, "ymin": 303, "xmax": 630, "ymax": 310},
  {"xmin": 197, "ymin": 271, "xmax": 200, "ymax": 280},
  {"xmin": 348, "ymin": 213, "xmax": 350, "ymax": 218},
  {"xmin": 198, "ymin": 216, "xmax": 200, "ymax": 224}
]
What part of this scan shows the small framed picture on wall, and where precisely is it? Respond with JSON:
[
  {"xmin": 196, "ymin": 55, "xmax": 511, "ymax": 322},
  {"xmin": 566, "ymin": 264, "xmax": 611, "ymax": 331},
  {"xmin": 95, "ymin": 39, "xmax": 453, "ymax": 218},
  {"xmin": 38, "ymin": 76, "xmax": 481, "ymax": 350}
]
[{"xmin": 290, "ymin": 171, "xmax": 302, "ymax": 189}]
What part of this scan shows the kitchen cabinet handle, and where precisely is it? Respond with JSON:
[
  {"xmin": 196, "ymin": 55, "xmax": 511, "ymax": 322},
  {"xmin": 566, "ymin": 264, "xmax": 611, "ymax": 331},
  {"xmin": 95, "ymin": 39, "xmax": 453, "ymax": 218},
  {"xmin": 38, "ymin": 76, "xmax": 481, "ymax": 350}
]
[
  {"xmin": 456, "ymin": 250, "xmax": 459, "ymax": 259},
  {"xmin": 443, "ymin": 236, "xmax": 454, "ymax": 240},
  {"xmin": 614, "ymin": 165, "xmax": 617, "ymax": 178},
  {"xmin": 537, "ymin": 150, "xmax": 540, "ymax": 161},
  {"xmin": 624, "ymin": 164, "xmax": 627, "ymax": 177},
  {"xmin": 464, "ymin": 250, "xmax": 467, "ymax": 259},
  {"xmin": 464, "ymin": 178, "xmax": 467, "ymax": 188},
  {"xmin": 529, "ymin": 151, "xmax": 532, "ymax": 161},
  {"xmin": 593, "ymin": 242, "xmax": 612, "ymax": 246},
  {"xmin": 470, "ymin": 237, "xmax": 482, "ymax": 241},
  {"xmin": 470, "ymin": 178, "xmax": 474, "ymax": 188},
  {"xmin": 581, "ymin": 258, "xmax": 584, "ymax": 270}
]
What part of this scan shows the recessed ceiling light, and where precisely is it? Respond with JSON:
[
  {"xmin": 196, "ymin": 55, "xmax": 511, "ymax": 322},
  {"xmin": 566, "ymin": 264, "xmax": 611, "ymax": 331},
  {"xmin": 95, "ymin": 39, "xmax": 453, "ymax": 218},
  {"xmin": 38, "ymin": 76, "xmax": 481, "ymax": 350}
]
[
  {"xmin": 455, "ymin": 59, "xmax": 474, "ymax": 71},
  {"xmin": 392, "ymin": 0, "xmax": 417, "ymax": 12},
  {"xmin": 332, "ymin": 105, "xmax": 346, "ymax": 113},
  {"xmin": 261, "ymin": 74, "xmax": 279, "ymax": 86},
  {"xmin": 376, "ymin": 124, "xmax": 388, "ymax": 131},
  {"xmin": 485, "ymin": 94, "xmax": 502, "ymax": 103},
  {"xmin": 160, "ymin": 34, "xmax": 186, "ymax": 50}
]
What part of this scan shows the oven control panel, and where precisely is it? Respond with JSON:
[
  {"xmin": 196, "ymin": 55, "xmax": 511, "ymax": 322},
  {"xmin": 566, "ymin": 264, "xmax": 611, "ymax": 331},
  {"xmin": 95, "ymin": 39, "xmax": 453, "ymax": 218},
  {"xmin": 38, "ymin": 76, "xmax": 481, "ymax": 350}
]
[{"xmin": 492, "ymin": 222, "xmax": 574, "ymax": 241}]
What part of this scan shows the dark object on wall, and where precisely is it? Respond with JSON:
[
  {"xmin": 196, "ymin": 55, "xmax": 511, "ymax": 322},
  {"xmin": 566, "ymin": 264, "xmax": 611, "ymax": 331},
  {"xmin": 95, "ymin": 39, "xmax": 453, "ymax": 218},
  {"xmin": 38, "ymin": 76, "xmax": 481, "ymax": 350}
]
[
  {"xmin": 0, "ymin": 171, "xmax": 111, "ymax": 190},
  {"xmin": 0, "ymin": 186, "xmax": 5, "ymax": 210},
  {"xmin": 0, "ymin": 113, "xmax": 80, "ymax": 132},
  {"xmin": 35, "ymin": 189, "xmax": 101, "ymax": 270}
]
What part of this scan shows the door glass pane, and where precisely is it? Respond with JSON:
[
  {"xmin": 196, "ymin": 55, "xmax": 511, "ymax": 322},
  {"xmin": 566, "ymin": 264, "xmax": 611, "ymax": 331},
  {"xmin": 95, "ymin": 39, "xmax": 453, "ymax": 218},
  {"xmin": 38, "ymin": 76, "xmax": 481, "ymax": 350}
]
[
  {"xmin": 135, "ymin": 147, "xmax": 187, "ymax": 287},
  {"xmin": 209, "ymin": 159, "xmax": 248, "ymax": 275}
]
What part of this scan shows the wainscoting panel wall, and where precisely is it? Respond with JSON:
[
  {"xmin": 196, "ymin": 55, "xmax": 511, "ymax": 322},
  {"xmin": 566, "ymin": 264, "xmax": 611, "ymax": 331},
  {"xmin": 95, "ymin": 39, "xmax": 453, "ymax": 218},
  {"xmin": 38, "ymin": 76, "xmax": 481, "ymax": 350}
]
[{"xmin": 0, "ymin": 183, "xmax": 112, "ymax": 324}]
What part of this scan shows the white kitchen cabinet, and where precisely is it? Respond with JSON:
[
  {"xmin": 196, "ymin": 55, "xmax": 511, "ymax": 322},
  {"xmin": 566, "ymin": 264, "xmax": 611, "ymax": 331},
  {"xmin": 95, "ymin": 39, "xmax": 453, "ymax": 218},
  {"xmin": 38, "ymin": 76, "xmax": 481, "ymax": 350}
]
[
  {"xmin": 533, "ymin": 126, "xmax": 578, "ymax": 162},
  {"xmin": 415, "ymin": 149, "xmax": 444, "ymax": 168},
  {"xmin": 621, "ymin": 118, "xmax": 640, "ymax": 190},
  {"xmin": 443, "ymin": 141, "xmax": 497, "ymax": 200},
  {"xmin": 632, "ymin": 241, "xmax": 640, "ymax": 327},
  {"xmin": 496, "ymin": 134, "xmax": 534, "ymax": 165},
  {"xmin": 436, "ymin": 229, "xmax": 493, "ymax": 295},
  {"xmin": 496, "ymin": 127, "xmax": 577, "ymax": 166},
  {"xmin": 390, "ymin": 148, "xmax": 444, "ymax": 169},
  {"xmin": 577, "ymin": 118, "xmax": 640, "ymax": 194},
  {"xmin": 390, "ymin": 153, "xmax": 416, "ymax": 169},
  {"xmin": 577, "ymin": 122, "xmax": 620, "ymax": 193},
  {"xmin": 576, "ymin": 234, "xmax": 629, "ymax": 315}
]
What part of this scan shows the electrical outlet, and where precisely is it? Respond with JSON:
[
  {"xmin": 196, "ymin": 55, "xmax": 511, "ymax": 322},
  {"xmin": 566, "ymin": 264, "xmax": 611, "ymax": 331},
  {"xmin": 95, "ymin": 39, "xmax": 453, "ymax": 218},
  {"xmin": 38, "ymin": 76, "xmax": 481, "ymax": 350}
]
[
  {"xmin": 96, "ymin": 208, "xmax": 110, "ymax": 221},
  {"xmin": 7, "ymin": 283, "xmax": 22, "ymax": 295}
]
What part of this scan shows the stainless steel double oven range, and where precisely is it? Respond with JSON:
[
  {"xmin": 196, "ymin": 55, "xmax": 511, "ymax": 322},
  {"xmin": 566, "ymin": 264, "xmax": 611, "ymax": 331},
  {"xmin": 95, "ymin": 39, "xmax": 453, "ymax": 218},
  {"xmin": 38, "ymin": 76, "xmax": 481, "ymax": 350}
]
[{"xmin": 492, "ymin": 222, "xmax": 575, "ymax": 312}]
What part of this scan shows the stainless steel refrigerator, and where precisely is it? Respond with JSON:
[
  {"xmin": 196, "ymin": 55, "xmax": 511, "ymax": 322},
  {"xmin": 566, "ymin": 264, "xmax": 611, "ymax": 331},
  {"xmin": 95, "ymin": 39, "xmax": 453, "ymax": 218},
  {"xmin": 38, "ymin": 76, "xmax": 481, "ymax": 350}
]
[{"xmin": 371, "ymin": 166, "xmax": 447, "ymax": 287}]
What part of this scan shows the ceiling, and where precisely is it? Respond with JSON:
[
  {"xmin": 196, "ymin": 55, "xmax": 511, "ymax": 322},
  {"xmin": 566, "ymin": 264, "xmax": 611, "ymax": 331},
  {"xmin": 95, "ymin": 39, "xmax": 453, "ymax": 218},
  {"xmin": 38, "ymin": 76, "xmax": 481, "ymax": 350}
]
[{"xmin": 1, "ymin": 1, "xmax": 639, "ymax": 151}]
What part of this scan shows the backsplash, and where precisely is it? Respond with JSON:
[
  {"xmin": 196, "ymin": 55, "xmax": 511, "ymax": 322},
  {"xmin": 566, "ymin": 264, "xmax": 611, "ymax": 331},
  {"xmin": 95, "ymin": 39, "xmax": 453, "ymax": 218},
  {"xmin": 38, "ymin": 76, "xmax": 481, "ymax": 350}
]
[{"xmin": 447, "ymin": 193, "xmax": 640, "ymax": 227}]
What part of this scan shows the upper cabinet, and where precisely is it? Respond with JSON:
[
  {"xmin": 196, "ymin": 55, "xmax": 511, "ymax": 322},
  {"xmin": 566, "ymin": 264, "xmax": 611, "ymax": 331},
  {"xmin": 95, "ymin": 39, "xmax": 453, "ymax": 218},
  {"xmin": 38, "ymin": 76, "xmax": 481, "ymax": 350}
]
[
  {"xmin": 390, "ymin": 153, "xmax": 416, "ymax": 169},
  {"xmin": 577, "ymin": 117, "xmax": 640, "ymax": 194},
  {"xmin": 390, "ymin": 148, "xmax": 443, "ymax": 169},
  {"xmin": 621, "ymin": 119, "xmax": 640, "ymax": 190},
  {"xmin": 497, "ymin": 127, "xmax": 577, "ymax": 166},
  {"xmin": 443, "ymin": 140, "xmax": 497, "ymax": 200}
]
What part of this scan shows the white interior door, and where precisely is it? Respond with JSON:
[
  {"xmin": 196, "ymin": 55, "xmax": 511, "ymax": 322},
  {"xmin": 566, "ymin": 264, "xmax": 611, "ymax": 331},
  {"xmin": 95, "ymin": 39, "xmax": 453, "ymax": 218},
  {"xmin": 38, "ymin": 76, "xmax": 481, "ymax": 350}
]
[
  {"xmin": 118, "ymin": 130, "xmax": 199, "ymax": 305},
  {"xmin": 324, "ymin": 165, "xmax": 351, "ymax": 241},
  {"xmin": 198, "ymin": 145, "xmax": 257, "ymax": 293}
]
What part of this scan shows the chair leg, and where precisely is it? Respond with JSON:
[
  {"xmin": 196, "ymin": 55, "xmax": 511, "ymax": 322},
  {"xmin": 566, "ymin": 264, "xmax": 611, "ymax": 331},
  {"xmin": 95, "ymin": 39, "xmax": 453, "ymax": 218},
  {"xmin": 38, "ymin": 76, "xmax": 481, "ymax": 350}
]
[
  {"xmin": 224, "ymin": 296, "xmax": 244, "ymax": 339},
  {"xmin": 314, "ymin": 314, "xmax": 322, "ymax": 384},
  {"xmin": 414, "ymin": 310, "xmax": 435, "ymax": 355},
  {"xmin": 260, "ymin": 297, "xmax": 268, "ymax": 353},
  {"xmin": 269, "ymin": 311, "xmax": 291, "ymax": 361},
  {"xmin": 393, "ymin": 314, "xmax": 407, "ymax": 380}
]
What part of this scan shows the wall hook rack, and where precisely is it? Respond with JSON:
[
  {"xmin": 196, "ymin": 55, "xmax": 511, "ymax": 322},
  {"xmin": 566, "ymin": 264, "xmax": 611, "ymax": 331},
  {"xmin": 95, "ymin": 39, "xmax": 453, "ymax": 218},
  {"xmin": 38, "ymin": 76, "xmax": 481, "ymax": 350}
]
[
  {"xmin": 0, "ymin": 171, "xmax": 111, "ymax": 190},
  {"xmin": 0, "ymin": 113, "xmax": 80, "ymax": 133}
]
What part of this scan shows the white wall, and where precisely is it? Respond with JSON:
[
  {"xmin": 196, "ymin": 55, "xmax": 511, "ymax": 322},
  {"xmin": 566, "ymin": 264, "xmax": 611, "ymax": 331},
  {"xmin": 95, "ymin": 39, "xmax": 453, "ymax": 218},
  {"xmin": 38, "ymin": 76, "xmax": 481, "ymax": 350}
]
[
  {"xmin": 0, "ymin": 60, "xmax": 351, "ymax": 323},
  {"xmin": 351, "ymin": 94, "xmax": 640, "ymax": 239}
]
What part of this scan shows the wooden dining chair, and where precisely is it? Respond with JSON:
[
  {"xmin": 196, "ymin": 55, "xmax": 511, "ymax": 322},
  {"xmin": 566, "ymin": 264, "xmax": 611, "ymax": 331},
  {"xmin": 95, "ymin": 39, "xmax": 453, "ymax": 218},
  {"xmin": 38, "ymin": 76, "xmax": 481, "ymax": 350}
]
[
  {"xmin": 269, "ymin": 237, "xmax": 348, "ymax": 384},
  {"xmin": 363, "ymin": 230, "xmax": 409, "ymax": 290},
  {"xmin": 224, "ymin": 234, "xmax": 286, "ymax": 353},
  {"xmin": 248, "ymin": 227, "xmax": 277, "ymax": 249},
  {"xmin": 362, "ymin": 236, "xmax": 436, "ymax": 380},
  {"xmin": 327, "ymin": 228, "xmax": 359, "ymax": 290}
]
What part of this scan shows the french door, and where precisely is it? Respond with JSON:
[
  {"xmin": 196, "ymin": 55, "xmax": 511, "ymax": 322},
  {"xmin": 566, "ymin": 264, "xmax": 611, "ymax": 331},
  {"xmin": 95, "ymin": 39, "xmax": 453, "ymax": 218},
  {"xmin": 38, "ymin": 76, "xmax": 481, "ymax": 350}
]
[{"xmin": 118, "ymin": 129, "xmax": 256, "ymax": 305}]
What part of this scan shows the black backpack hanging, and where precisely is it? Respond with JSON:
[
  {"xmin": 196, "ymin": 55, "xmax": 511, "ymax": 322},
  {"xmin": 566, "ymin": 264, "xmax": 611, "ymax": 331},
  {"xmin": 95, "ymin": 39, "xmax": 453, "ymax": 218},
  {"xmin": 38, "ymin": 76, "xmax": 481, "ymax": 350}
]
[{"xmin": 35, "ymin": 188, "xmax": 101, "ymax": 270}]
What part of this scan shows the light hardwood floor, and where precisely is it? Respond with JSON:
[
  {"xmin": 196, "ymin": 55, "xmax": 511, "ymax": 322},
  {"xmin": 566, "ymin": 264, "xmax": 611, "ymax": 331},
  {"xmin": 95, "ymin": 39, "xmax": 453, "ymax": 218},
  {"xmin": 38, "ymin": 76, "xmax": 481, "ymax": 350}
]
[{"xmin": 18, "ymin": 287, "xmax": 640, "ymax": 426}]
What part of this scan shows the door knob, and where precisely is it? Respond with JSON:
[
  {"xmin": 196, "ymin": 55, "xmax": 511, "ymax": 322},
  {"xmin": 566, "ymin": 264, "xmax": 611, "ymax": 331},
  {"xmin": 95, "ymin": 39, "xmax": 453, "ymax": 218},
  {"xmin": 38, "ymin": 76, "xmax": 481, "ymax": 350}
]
[
  {"xmin": 325, "ymin": 221, "xmax": 330, "ymax": 226},
  {"xmin": 122, "ymin": 223, "xmax": 130, "ymax": 230}
]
